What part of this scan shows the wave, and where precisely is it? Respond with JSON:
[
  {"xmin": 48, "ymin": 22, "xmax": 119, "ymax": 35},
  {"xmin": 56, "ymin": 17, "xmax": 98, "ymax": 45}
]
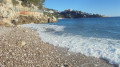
[{"xmin": 19, "ymin": 23, "xmax": 120, "ymax": 65}]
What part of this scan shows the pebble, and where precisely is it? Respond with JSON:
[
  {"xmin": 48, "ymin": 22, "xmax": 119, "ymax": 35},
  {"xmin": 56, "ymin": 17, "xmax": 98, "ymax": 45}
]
[
  {"xmin": 23, "ymin": 30, "xmax": 28, "ymax": 33},
  {"xmin": 16, "ymin": 41, "xmax": 26, "ymax": 46}
]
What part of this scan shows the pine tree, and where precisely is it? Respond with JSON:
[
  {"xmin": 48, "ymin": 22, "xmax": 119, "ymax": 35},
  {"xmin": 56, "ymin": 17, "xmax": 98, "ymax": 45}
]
[{"xmin": 21, "ymin": 0, "xmax": 45, "ymax": 9}]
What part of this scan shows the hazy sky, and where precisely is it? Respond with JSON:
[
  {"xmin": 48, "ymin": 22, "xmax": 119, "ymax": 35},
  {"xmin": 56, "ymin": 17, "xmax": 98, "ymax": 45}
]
[{"xmin": 44, "ymin": 0, "xmax": 120, "ymax": 16}]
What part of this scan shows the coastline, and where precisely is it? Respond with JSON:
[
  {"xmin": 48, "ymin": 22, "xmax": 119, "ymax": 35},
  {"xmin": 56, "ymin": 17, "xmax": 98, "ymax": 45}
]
[{"xmin": 0, "ymin": 26, "xmax": 117, "ymax": 67}]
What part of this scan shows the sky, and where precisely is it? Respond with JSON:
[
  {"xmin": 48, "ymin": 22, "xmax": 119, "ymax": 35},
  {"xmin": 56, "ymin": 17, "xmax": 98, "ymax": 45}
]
[{"xmin": 44, "ymin": 0, "xmax": 120, "ymax": 17}]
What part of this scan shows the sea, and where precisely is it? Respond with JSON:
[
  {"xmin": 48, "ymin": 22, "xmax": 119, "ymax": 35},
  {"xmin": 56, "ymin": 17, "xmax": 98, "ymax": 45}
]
[{"xmin": 20, "ymin": 17, "xmax": 120, "ymax": 65}]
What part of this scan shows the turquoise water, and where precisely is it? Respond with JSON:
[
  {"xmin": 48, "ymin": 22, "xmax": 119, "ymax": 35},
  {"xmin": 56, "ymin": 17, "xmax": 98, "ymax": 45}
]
[{"xmin": 20, "ymin": 17, "xmax": 120, "ymax": 65}]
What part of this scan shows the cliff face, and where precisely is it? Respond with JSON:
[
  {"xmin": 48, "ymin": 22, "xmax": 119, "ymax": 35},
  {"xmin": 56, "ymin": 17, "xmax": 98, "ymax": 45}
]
[
  {"xmin": 0, "ymin": 0, "xmax": 57, "ymax": 26},
  {"xmin": 12, "ymin": 13, "xmax": 57, "ymax": 25},
  {"xmin": 0, "ymin": 0, "xmax": 16, "ymax": 26}
]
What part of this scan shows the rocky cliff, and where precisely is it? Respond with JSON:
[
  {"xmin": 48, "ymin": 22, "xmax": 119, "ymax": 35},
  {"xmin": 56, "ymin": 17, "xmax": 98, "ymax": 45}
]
[{"xmin": 0, "ymin": 0, "xmax": 57, "ymax": 26}]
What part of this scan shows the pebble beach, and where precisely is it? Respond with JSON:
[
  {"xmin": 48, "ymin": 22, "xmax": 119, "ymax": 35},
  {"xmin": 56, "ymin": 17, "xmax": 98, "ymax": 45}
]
[{"xmin": 0, "ymin": 26, "xmax": 117, "ymax": 67}]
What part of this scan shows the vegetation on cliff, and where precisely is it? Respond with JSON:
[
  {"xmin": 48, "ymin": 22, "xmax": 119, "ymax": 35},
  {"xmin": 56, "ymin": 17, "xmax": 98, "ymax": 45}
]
[
  {"xmin": 12, "ymin": 0, "xmax": 19, "ymax": 5},
  {"xmin": 20, "ymin": 0, "xmax": 45, "ymax": 9}
]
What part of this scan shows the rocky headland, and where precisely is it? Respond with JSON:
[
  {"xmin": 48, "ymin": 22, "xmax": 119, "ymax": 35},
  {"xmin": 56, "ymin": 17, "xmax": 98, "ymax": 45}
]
[
  {"xmin": 44, "ymin": 8, "xmax": 103, "ymax": 19},
  {"xmin": 0, "ymin": 0, "xmax": 57, "ymax": 26}
]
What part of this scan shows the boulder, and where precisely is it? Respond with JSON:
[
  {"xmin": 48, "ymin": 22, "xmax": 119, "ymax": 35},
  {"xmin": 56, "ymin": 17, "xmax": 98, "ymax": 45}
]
[
  {"xmin": 49, "ymin": 16, "xmax": 57, "ymax": 23},
  {"xmin": 0, "ymin": 19, "xmax": 14, "ymax": 26}
]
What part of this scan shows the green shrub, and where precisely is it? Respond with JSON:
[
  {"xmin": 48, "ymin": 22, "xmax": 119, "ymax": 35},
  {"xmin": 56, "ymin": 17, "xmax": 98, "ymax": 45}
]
[
  {"xmin": 12, "ymin": 0, "xmax": 19, "ymax": 6},
  {"xmin": 21, "ymin": 0, "xmax": 45, "ymax": 9},
  {"xmin": 0, "ymin": 0, "xmax": 3, "ymax": 3}
]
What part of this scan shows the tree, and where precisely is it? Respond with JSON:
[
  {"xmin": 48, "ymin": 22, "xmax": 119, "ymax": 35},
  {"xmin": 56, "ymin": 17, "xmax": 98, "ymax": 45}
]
[{"xmin": 21, "ymin": 0, "xmax": 45, "ymax": 9}]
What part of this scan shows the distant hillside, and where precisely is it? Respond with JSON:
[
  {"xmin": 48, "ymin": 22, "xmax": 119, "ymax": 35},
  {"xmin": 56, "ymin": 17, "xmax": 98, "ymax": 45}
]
[{"xmin": 44, "ymin": 8, "xmax": 103, "ymax": 19}]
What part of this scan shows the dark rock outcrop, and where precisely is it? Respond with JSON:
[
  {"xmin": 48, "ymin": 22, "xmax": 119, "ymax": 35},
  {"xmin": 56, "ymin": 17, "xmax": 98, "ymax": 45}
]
[
  {"xmin": 59, "ymin": 9, "xmax": 103, "ymax": 18},
  {"xmin": 11, "ymin": 15, "xmax": 57, "ymax": 25}
]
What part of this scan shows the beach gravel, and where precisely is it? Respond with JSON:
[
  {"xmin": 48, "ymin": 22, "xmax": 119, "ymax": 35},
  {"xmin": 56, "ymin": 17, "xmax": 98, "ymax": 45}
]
[{"xmin": 0, "ymin": 26, "xmax": 117, "ymax": 67}]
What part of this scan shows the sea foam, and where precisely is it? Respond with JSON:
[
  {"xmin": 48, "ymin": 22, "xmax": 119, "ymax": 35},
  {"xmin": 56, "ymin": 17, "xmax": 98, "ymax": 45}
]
[{"xmin": 20, "ymin": 23, "xmax": 120, "ymax": 65}]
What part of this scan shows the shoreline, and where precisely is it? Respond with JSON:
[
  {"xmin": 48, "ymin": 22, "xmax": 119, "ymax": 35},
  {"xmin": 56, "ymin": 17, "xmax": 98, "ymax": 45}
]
[{"xmin": 0, "ymin": 26, "xmax": 117, "ymax": 67}]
